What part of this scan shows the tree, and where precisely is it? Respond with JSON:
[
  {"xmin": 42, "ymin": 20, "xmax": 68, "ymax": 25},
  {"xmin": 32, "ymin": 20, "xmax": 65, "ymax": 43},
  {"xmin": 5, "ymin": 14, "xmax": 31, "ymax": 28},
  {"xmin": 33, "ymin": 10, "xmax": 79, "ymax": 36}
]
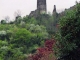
[
  {"xmin": 4, "ymin": 16, "xmax": 10, "ymax": 23},
  {"xmin": 1, "ymin": 20, "xmax": 6, "ymax": 24},
  {"xmin": 14, "ymin": 10, "xmax": 22, "ymax": 24},
  {"xmin": 14, "ymin": 10, "xmax": 21, "ymax": 19},
  {"xmin": 55, "ymin": 2, "xmax": 80, "ymax": 60},
  {"xmin": 26, "ymin": 24, "xmax": 49, "ymax": 45},
  {"xmin": 11, "ymin": 28, "xmax": 32, "ymax": 48}
]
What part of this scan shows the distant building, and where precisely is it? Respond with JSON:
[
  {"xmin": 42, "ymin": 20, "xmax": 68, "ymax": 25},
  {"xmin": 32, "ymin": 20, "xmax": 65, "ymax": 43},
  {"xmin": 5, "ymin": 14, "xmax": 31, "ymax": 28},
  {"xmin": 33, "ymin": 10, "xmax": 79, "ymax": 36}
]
[
  {"xmin": 53, "ymin": 5, "xmax": 58, "ymax": 19},
  {"xmin": 29, "ymin": 0, "xmax": 77, "ymax": 34},
  {"xmin": 37, "ymin": 0, "xmax": 47, "ymax": 14},
  {"xmin": 29, "ymin": 0, "xmax": 47, "ymax": 17}
]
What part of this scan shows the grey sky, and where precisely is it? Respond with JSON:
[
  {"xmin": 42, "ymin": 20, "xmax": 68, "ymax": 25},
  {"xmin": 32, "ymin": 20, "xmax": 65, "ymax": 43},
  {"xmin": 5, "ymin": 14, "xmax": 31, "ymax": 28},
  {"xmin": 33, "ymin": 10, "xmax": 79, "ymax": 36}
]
[{"xmin": 0, "ymin": 0, "xmax": 80, "ymax": 20}]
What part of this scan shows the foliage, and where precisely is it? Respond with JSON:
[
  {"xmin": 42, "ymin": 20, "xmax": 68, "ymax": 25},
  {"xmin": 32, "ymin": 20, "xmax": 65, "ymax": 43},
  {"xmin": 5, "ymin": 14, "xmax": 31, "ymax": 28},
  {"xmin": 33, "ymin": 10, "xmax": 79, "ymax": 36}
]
[
  {"xmin": 1, "ymin": 20, "xmax": 7, "ymax": 24},
  {"xmin": 28, "ymin": 39, "xmax": 56, "ymax": 60},
  {"xmin": 0, "ymin": 18, "xmax": 49, "ymax": 60},
  {"xmin": 55, "ymin": 2, "xmax": 80, "ymax": 60},
  {"xmin": 23, "ymin": 16, "xmax": 37, "ymax": 24},
  {"xmin": 36, "ymin": 14, "xmax": 59, "ymax": 35}
]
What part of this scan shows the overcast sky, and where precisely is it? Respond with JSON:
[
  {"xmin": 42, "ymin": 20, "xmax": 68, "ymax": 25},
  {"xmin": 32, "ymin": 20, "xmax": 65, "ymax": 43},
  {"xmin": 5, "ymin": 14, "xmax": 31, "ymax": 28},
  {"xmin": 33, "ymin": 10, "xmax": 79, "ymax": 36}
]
[{"xmin": 0, "ymin": 0, "xmax": 80, "ymax": 20}]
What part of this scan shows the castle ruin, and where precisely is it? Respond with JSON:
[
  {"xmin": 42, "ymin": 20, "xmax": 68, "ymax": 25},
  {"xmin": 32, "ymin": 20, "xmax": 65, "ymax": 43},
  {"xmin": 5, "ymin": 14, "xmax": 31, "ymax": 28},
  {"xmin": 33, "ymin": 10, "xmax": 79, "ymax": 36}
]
[
  {"xmin": 29, "ymin": 0, "xmax": 75, "ymax": 18},
  {"xmin": 29, "ymin": 0, "xmax": 47, "ymax": 17},
  {"xmin": 37, "ymin": 0, "xmax": 47, "ymax": 14}
]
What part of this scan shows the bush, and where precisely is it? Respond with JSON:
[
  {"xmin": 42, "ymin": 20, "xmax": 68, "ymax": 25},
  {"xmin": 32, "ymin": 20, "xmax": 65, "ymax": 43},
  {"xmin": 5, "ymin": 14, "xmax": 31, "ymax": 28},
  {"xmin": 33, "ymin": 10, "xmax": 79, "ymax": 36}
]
[{"xmin": 28, "ymin": 39, "xmax": 56, "ymax": 60}]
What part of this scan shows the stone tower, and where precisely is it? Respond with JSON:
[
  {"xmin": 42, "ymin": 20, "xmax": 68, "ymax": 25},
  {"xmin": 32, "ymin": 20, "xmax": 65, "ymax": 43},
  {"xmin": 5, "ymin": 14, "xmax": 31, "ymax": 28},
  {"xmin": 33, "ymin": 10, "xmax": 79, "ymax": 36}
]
[
  {"xmin": 37, "ymin": 0, "xmax": 47, "ymax": 14},
  {"xmin": 53, "ymin": 5, "xmax": 57, "ymax": 17},
  {"xmin": 53, "ymin": 5, "xmax": 58, "ymax": 26}
]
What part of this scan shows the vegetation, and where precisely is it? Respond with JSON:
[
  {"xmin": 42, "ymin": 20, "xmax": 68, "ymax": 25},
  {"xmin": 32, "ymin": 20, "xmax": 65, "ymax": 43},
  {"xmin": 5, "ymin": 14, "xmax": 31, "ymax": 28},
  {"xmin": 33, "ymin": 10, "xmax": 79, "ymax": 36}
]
[
  {"xmin": 0, "ymin": 17, "xmax": 49, "ymax": 60},
  {"xmin": 55, "ymin": 2, "xmax": 80, "ymax": 60},
  {"xmin": 27, "ymin": 39, "xmax": 56, "ymax": 60},
  {"xmin": 1, "ymin": 2, "xmax": 80, "ymax": 60}
]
